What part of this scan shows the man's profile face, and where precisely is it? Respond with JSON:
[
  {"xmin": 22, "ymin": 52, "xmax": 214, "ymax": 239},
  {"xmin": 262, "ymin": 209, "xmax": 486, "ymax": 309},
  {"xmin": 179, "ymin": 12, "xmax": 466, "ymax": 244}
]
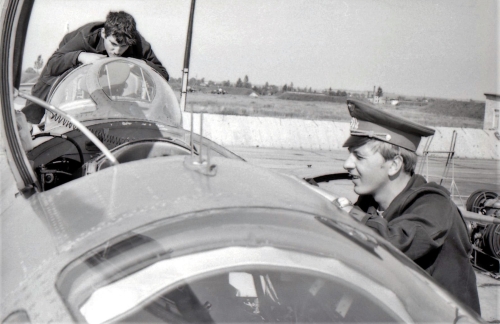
[
  {"xmin": 343, "ymin": 141, "xmax": 392, "ymax": 197},
  {"xmin": 101, "ymin": 29, "xmax": 129, "ymax": 57}
]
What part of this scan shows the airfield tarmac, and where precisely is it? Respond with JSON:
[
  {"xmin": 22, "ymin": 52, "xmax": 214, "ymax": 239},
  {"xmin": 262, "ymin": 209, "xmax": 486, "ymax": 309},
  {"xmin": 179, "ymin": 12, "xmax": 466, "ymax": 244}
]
[
  {"xmin": 229, "ymin": 146, "xmax": 500, "ymax": 205},
  {"xmin": 229, "ymin": 146, "xmax": 500, "ymax": 322},
  {"xmin": 1, "ymin": 147, "xmax": 499, "ymax": 321}
]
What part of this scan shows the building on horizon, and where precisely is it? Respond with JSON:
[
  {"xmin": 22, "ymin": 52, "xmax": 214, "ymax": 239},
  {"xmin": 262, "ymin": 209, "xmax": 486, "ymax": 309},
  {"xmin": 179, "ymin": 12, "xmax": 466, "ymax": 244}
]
[{"xmin": 484, "ymin": 93, "xmax": 500, "ymax": 133}]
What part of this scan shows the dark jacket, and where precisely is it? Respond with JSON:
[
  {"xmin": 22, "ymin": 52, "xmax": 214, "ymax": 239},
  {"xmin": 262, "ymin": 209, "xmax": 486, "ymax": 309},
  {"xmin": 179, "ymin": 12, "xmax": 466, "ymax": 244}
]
[
  {"xmin": 350, "ymin": 174, "xmax": 481, "ymax": 314},
  {"xmin": 23, "ymin": 22, "xmax": 169, "ymax": 123}
]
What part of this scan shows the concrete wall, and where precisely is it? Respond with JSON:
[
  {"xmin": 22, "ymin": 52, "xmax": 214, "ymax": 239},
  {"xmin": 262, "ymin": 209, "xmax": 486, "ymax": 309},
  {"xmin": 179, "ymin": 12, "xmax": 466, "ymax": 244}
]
[{"xmin": 183, "ymin": 112, "xmax": 500, "ymax": 160}]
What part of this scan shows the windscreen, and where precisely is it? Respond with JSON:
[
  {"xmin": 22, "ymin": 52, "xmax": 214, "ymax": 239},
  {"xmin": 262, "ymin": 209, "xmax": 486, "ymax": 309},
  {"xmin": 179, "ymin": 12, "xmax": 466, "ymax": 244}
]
[
  {"xmin": 55, "ymin": 208, "xmax": 461, "ymax": 324},
  {"xmin": 44, "ymin": 59, "xmax": 181, "ymax": 131},
  {"xmin": 77, "ymin": 247, "xmax": 406, "ymax": 324},
  {"xmin": 98, "ymin": 60, "xmax": 156, "ymax": 102}
]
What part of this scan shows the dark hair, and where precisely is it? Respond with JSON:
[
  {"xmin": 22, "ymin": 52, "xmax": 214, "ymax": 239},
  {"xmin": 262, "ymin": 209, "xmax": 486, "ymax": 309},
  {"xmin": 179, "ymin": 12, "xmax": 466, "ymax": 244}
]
[
  {"xmin": 347, "ymin": 137, "xmax": 418, "ymax": 174},
  {"xmin": 104, "ymin": 11, "xmax": 137, "ymax": 46}
]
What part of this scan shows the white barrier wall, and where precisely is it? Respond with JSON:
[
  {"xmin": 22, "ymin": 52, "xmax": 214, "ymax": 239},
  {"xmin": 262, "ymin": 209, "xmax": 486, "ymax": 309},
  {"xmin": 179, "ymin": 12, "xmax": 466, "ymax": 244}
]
[
  {"xmin": 427, "ymin": 127, "xmax": 499, "ymax": 160},
  {"xmin": 183, "ymin": 112, "xmax": 500, "ymax": 160}
]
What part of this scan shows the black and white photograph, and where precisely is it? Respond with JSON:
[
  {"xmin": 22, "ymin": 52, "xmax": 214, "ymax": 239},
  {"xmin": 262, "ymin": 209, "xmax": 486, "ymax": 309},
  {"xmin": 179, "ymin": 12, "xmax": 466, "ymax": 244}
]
[{"xmin": 1, "ymin": 0, "xmax": 499, "ymax": 323}]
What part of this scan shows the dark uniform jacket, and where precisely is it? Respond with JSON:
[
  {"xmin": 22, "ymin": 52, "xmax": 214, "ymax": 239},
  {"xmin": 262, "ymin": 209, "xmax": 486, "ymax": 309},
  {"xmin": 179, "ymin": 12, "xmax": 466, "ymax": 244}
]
[
  {"xmin": 350, "ymin": 174, "xmax": 481, "ymax": 314},
  {"xmin": 23, "ymin": 22, "xmax": 169, "ymax": 123}
]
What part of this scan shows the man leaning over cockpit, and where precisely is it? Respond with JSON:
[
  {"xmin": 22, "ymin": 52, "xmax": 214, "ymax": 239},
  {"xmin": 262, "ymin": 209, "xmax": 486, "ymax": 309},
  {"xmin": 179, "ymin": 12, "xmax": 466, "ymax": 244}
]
[{"xmin": 22, "ymin": 10, "xmax": 169, "ymax": 125}]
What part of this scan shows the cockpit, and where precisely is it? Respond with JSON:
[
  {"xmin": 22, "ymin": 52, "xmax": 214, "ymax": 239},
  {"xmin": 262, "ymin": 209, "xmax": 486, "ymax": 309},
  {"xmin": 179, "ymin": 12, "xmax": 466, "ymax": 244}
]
[
  {"xmin": 17, "ymin": 57, "xmax": 214, "ymax": 191},
  {"xmin": 44, "ymin": 58, "xmax": 181, "ymax": 131}
]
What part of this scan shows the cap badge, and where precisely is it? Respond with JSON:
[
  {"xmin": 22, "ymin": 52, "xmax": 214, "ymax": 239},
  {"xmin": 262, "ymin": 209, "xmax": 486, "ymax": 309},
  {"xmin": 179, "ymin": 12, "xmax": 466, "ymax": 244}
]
[{"xmin": 350, "ymin": 117, "xmax": 359, "ymax": 130}]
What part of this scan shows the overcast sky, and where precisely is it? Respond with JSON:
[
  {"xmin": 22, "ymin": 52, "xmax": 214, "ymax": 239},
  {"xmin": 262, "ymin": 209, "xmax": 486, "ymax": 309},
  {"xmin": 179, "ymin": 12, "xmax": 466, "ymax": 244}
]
[{"xmin": 22, "ymin": 0, "xmax": 498, "ymax": 101}]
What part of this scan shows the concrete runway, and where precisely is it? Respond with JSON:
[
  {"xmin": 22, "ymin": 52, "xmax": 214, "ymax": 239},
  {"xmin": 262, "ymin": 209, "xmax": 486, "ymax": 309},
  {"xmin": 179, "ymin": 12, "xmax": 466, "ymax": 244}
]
[
  {"xmin": 229, "ymin": 146, "xmax": 500, "ymax": 206},
  {"xmin": 1, "ymin": 146, "xmax": 499, "ymax": 321},
  {"xmin": 230, "ymin": 146, "xmax": 500, "ymax": 322}
]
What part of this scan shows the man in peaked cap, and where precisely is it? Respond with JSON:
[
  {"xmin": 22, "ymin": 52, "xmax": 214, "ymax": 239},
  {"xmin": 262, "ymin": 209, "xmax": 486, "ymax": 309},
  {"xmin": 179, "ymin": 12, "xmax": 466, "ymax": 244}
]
[{"xmin": 337, "ymin": 99, "xmax": 480, "ymax": 314}]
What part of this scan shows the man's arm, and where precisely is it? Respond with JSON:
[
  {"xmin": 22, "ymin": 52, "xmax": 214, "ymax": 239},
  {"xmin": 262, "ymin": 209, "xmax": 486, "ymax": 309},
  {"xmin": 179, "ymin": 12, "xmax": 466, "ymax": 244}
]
[
  {"xmin": 45, "ymin": 36, "xmax": 86, "ymax": 77},
  {"xmin": 44, "ymin": 27, "xmax": 101, "ymax": 77},
  {"xmin": 352, "ymin": 194, "xmax": 454, "ymax": 260}
]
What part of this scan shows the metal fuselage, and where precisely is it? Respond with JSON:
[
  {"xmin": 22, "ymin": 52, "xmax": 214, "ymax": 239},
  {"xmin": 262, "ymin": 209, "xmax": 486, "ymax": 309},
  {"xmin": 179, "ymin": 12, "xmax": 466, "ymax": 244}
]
[{"xmin": 0, "ymin": 1, "xmax": 485, "ymax": 323}]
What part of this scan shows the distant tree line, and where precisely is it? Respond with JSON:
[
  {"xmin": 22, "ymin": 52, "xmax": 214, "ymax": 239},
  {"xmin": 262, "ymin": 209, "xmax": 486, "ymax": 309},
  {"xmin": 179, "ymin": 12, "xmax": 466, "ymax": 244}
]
[
  {"xmin": 325, "ymin": 87, "xmax": 347, "ymax": 97},
  {"xmin": 23, "ymin": 54, "xmax": 44, "ymax": 75},
  {"xmin": 377, "ymin": 86, "xmax": 383, "ymax": 97},
  {"xmin": 34, "ymin": 55, "xmax": 44, "ymax": 74},
  {"xmin": 177, "ymin": 74, "xmax": 381, "ymax": 98}
]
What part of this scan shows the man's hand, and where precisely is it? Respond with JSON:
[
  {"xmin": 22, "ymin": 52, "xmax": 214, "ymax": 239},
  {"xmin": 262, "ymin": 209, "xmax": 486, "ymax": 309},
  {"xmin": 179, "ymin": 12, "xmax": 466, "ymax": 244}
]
[
  {"xmin": 334, "ymin": 197, "xmax": 354, "ymax": 213},
  {"xmin": 78, "ymin": 52, "xmax": 107, "ymax": 65}
]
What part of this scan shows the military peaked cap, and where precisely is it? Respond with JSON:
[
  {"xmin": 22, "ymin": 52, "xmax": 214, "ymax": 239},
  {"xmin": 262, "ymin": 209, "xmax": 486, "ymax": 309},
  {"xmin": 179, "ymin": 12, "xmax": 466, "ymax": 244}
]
[{"xmin": 342, "ymin": 99, "xmax": 435, "ymax": 152}]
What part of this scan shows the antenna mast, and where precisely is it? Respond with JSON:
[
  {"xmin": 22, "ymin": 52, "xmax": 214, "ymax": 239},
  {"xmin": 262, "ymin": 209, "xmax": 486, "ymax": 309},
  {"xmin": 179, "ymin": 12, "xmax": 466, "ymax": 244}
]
[{"xmin": 180, "ymin": 0, "xmax": 196, "ymax": 113}]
